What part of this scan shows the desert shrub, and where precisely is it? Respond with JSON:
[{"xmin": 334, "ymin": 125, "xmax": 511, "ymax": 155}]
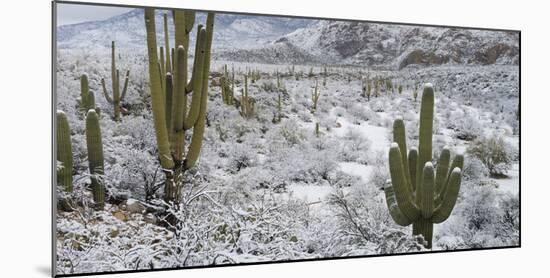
[
  {"xmin": 338, "ymin": 129, "xmax": 372, "ymax": 164},
  {"xmin": 454, "ymin": 114, "xmax": 483, "ymax": 141},
  {"xmin": 435, "ymin": 182, "xmax": 519, "ymax": 249},
  {"xmin": 327, "ymin": 188, "xmax": 426, "ymax": 255},
  {"xmin": 461, "ymin": 156, "xmax": 489, "ymax": 181},
  {"xmin": 467, "ymin": 135, "xmax": 513, "ymax": 177},
  {"xmin": 278, "ymin": 119, "xmax": 305, "ymax": 145}
]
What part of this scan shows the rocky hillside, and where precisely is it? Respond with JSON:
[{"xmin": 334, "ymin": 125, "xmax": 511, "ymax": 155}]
[
  {"xmin": 57, "ymin": 8, "xmax": 519, "ymax": 69},
  {"xmin": 273, "ymin": 20, "xmax": 519, "ymax": 68}
]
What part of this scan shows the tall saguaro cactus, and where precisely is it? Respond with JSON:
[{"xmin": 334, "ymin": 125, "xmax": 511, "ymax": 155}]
[
  {"xmin": 56, "ymin": 111, "xmax": 73, "ymax": 192},
  {"xmin": 221, "ymin": 64, "xmax": 234, "ymax": 105},
  {"xmin": 311, "ymin": 79, "xmax": 320, "ymax": 113},
  {"xmin": 85, "ymin": 110, "xmax": 105, "ymax": 210},
  {"xmin": 101, "ymin": 41, "xmax": 130, "ymax": 121},
  {"xmin": 144, "ymin": 8, "xmax": 215, "ymax": 203},
  {"xmin": 384, "ymin": 84, "xmax": 463, "ymax": 248},
  {"xmin": 79, "ymin": 74, "xmax": 97, "ymax": 113},
  {"xmin": 240, "ymin": 74, "xmax": 255, "ymax": 119}
]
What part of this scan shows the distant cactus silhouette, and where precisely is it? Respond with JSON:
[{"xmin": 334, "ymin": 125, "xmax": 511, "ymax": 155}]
[{"xmin": 101, "ymin": 41, "xmax": 129, "ymax": 121}]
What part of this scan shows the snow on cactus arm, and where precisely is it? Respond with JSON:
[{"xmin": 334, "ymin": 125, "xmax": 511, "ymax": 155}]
[
  {"xmin": 388, "ymin": 143, "xmax": 420, "ymax": 221},
  {"xmin": 56, "ymin": 111, "xmax": 73, "ymax": 192},
  {"xmin": 432, "ymin": 167, "xmax": 462, "ymax": 223},
  {"xmin": 384, "ymin": 185, "xmax": 413, "ymax": 226}
]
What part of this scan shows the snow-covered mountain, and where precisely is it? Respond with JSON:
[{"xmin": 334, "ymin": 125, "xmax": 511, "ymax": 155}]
[
  {"xmin": 269, "ymin": 20, "xmax": 519, "ymax": 68},
  {"xmin": 57, "ymin": 8, "xmax": 519, "ymax": 69},
  {"xmin": 57, "ymin": 8, "xmax": 314, "ymax": 51}
]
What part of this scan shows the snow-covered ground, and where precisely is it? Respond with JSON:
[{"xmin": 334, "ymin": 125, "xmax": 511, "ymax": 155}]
[{"xmin": 54, "ymin": 8, "xmax": 520, "ymax": 276}]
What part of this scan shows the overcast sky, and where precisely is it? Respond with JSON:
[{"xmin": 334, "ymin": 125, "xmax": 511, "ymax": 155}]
[{"xmin": 56, "ymin": 3, "xmax": 134, "ymax": 26}]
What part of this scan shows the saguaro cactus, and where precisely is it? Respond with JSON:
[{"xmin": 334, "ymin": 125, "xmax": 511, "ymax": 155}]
[
  {"xmin": 221, "ymin": 65, "xmax": 234, "ymax": 105},
  {"xmin": 240, "ymin": 74, "xmax": 255, "ymax": 119},
  {"xmin": 101, "ymin": 41, "xmax": 130, "ymax": 121},
  {"xmin": 144, "ymin": 8, "xmax": 215, "ymax": 203},
  {"xmin": 79, "ymin": 74, "xmax": 97, "ymax": 113},
  {"xmin": 384, "ymin": 84, "xmax": 463, "ymax": 248},
  {"xmin": 85, "ymin": 110, "xmax": 105, "ymax": 210},
  {"xmin": 56, "ymin": 111, "xmax": 73, "ymax": 192},
  {"xmin": 311, "ymin": 79, "xmax": 320, "ymax": 112}
]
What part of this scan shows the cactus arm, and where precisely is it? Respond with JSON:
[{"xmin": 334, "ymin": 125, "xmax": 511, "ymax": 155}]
[
  {"xmin": 165, "ymin": 73, "xmax": 173, "ymax": 132},
  {"xmin": 384, "ymin": 186, "xmax": 413, "ymax": 226},
  {"xmin": 101, "ymin": 78, "xmax": 113, "ymax": 104},
  {"xmin": 56, "ymin": 111, "xmax": 73, "ymax": 192},
  {"xmin": 120, "ymin": 70, "xmax": 130, "ymax": 101},
  {"xmin": 408, "ymin": 148, "xmax": 418, "ymax": 191},
  {"xmin": 431, "ymin": 168, "xmax": 462, "ymax": 223},
  {"xmin": 144, "ymin": 8, "xmax": 175, "ymax": 170},
  {"xmin": 183, "ymin": 28, "xmax": 206, "ymax": 130},
  {"xmin": 184, "ymin": 11, "xmax": 196, "ymax": 36},
  {"xmin": 393, "ymin": 118, "xmax": 412, "ymax": 190},
  {"xmin": 437, "ymin": 154, "xmax": 464, "ymax": 204},
  {"xmin": 415, "ymin": 84, "xmax": 434, "ymax": 189},
  {"xmin": 185, "ymin": 24, "xmax": 203, "ymax": 96},
  {"xmin": 88, "ymin": 91, "xmax": 96, "ymax": 109},
  {"xmin": 159, "ymin": 46, "xmax": 165, "ymax": 77},
  {"xmin": 173, "ymin": 10, "xmax": 186, "ymax": 51},
  {"xmin": 111, "ymin": 41, "xmax": 116, "ymax": 101},
  {"xmin": 80, "ymin": 74, "xmax": 89, "ymax": 109},
  {"xmin": 163, "ymin": 13, "xmax": 172, "ymax": 74},
  {"xmin": 389, "ymin": 143, "xmax": 420, "ymax": 221},
  {"xmin": 184, "ymin": 12, "xmax": 214, "ymax": 170},
  {"xmin": 419, "ymin": 162, "xmax": 435, "ymax": 219},
  {"xmin": 435, "ymin": 147, "xmax": 451, "ymax": 194},
  {"xmin": 85, "ymin": 110, "xmax": 105, "ymax": 210},
  {"xmin": 170, "ymin": 46, "xmax": 187, "ymax": 160}
]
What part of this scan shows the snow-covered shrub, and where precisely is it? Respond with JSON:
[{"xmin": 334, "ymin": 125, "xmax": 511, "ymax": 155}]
[
  {"xmin": 467, "ymin": 135, "xmax": 513, "ymax": 177},
  {"xmin": 435, "ymin": 182, "xmax": 519, "ymax": 249},
  {"xmin": 328, "ymin": 170, "xmax": 362, "ymax": 188},
  {"xmin": 338, "ymin": 128, "xmax": 371, "ymax": 164},
  {"xmin": 278, "ymin": 119, "xmax": 305, "ymax": 145},
  {"xmin": 348, "ymin": 104, "xmax": 370, "ymax": 124},
  {"xmin": 227, "ymin": 143, "xmax": 258, "ymax": 173},
  {"xmin": 461, "ymin": 156, "xmax": 489, "ymax": 181},
  {"xmin": 327, "ymin": 188, "xmax": 425, "ymax": 255},
  {"xmin": 453, "ymin": 113, "xmax": 483, "ymax": 141}
]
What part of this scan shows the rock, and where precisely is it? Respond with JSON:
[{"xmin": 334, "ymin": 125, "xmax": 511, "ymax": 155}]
[
  {"xmin": 144, "ymin": 213, "xmax": 157, "ymax": 225},
  {"xmin": 335, "ymin": 122, "xmax": 342, "ymax": 128},
  {"xmin": 113, "ymin": 211, "xmax": 128, "ymax": 222},
  {"xmin": 109, "ymin": 227, "xmax": 119, "ymax": 238},
  {"xmin": 126, "ymin": 199, "xmax": 145, "ymax": 214}
]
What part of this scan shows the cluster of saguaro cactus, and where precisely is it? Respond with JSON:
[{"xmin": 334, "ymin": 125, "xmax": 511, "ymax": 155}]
[
  {"xmin": 144, "ymin": 8, "xmax": 215, "ymax": 203},
  {"xmin": 248, "ymin": 69, "xmax": 261, "ymax": 83},
  {"xmin": 85, "ymin": 110, "xmax": 106, "ymax": 210},
  {"xmin": 361, "ymin": 76, "xmax": 372, "ymax": 100},
  {"xmin": 240, "ymin": 74, "xmax": 255, "ymax": 119},
  {"xmin": 57, "ymin": 111, "xmax": 73, "ymax": 192},
  {"xmin": 311, "ymin": 79, "xmax": 321, "ymax": 113},
  {"xmin": 221, "ymin": 65, "xmax": 235, "ymax": 105},
  {"xmin": 79, "ymin": 74, "xmax": 97, "ymax": 113},
  {"xmin": 101, "ymin": 41, "xmax": 130, "ymax": 121},
  {"xmin": 384, "ymin": 84, "xmax": 463, "ymax": 248}
]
